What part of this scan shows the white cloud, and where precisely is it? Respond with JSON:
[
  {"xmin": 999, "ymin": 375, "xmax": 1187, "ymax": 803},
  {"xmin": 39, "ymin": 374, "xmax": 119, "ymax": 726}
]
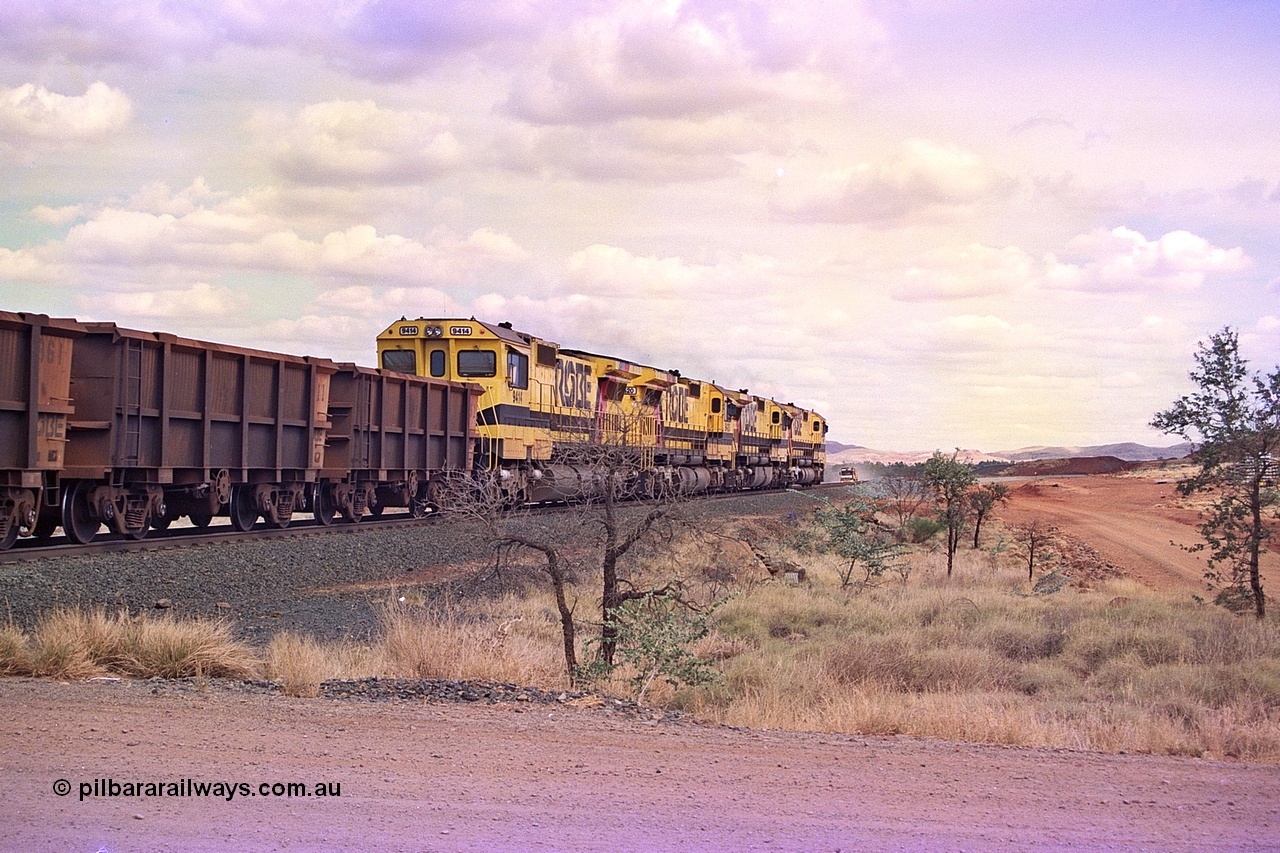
[
  {"xmin": 3, "ymin": 180, "xmax": 532, "ymax": 293},
  {"xmin": 894, "ymin": 243, "xmax": 1035, "ymax": 302},
  {"xmin": 1043, "ymin": 226, "xmax": 1249, "ymax": 293},
  {"xmin": 503, "ymin": 0, "xmax": 880, "ymax": 124},
  {"xmin": 30, "ymin": 204, "xmax": 87, "ymax": 225},
  {"xmin": 515, "ymin": 114, "xmax": 771, "ymax": 183},
  {"xmin": 0, "ymin": 82, "xmax": 131, "ymax": 147},
  {"xmin": 257, "ymin": 100, "xmax": 463, "ymax": 186},
  {"xmin": 80, "ymin": 282, "xmax": 250, "ymax": 323},
  {"xmin": 773, "ymin": 138, "xmax": 1016, "ymax": 224}
]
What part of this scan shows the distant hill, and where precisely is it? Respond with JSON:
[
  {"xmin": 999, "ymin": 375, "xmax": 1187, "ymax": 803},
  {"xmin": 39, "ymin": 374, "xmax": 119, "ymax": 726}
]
[
  {"xmin": 824, "ymin": 441, "xmax": 1192, "ymax": 466},
  {"xmin": 990, "ymin": 442, "xmax": 1192, "ymax": 462},
  {"xmin": 824, "ymin": 441, "xmax": 867, "ymax": 455},
  {"xmin": 825, "ymin": 447, "xmax": 1007, "ymax": 466}
]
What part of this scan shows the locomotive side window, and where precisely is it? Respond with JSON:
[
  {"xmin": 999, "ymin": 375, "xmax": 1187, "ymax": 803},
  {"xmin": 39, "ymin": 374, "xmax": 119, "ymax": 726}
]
[
  {"xmin": 507, "ymin": 349, "xmax": 529, "ymax": 389},
  {"xmin": 711, "ymin": 398, "xmax": 722, "ymax": 414},
  {"xmin": 382, "ymin": 349, "xmax": 416, "ymax": 374},
  {"xmin": 429, "ymin": 349, "xmax": 445, "ymax": 377},
  {"xmin": 457, "ymin": 350, "xmax": 497, "ymax": 377},
  {"xmin": 772, "ymin": 411, "xmax": 781, "ymax": 425},
  {"xmin": 535, "ymin": 343, "xmax": 557, "ymax": 367}
]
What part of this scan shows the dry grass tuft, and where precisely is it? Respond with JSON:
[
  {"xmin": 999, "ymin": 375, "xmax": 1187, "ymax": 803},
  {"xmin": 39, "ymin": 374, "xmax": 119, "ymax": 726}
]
[
  {"xmin": 377, "ymin": 593, "xmax": 570, "ymax": 688},
  {"xmin": 264, "ymin": 632, "xmax": 388, "ymax": 697},
  {"xmin": 5, "ymin": 608, "xmax": 258, "ymax": 680}
]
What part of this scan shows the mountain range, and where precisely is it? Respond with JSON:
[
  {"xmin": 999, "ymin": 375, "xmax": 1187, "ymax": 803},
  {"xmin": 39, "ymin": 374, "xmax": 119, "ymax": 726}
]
[{"xmin": 825, "ymin": 441, "xmax": 1193, "ymax": 466}]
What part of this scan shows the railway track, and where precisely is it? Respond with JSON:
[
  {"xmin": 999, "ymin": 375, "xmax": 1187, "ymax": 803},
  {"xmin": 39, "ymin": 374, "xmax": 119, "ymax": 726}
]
[
  {"xmin": 0, "ymin": 483, "xmax": 851, "ymax": 564},
  {"xmin": 0, "ymin": 509, "xmax": 438, "ymax": 563}
]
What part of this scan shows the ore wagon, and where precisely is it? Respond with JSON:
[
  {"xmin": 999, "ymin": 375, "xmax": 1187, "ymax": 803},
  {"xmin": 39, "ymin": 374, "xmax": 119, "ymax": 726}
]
[
  {"xmin": 59, "ymin": 323, "xmax": 337, "ymax": 542},
  {"xmin": 0, "ymin": 311, "xmax": 83, "ymax": 549},
  {"xmin": 312, "ymin": 363, "xmax": 478, "ymax": 523}
]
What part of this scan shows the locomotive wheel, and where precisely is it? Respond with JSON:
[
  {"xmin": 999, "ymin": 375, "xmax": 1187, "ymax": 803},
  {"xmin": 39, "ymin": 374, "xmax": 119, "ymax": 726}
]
[
  {"xmin": 1, "ymin": 520, "xmax": 18, "ymax": 551},
  {"xmin": 229, "ymin": 486, "xmax": 258, "ymax": 532},
  {"xmin": 312, "ymin": 488, "xmax": 336, "ymax": 526},
  {"xmin": 189, "ymin": 506, "xmax": 214, "ymax": 529},
  {"xmin": 62, "ymin": 481, "xmax": 101, "ymax": 545}
]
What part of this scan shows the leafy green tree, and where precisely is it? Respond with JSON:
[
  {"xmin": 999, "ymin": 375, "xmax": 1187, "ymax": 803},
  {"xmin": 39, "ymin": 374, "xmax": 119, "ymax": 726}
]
[
  {"xmin": 1151, "ymin": 328, "xmax": 1280, "ymax": 619},
  {"xmin": 922, "ymin": 451, "xmax": 977, "ymax": 577},
  {"xmin": 814, "ymin": 499, "xmax": 907, "ymax": 589},
  {"xmin": 584, "ymin": 589, "xmax": 722, "ymax": 703},
  {"xmin": 968, "ymin": 482, "xmax": 1010, "ymax": 548}
]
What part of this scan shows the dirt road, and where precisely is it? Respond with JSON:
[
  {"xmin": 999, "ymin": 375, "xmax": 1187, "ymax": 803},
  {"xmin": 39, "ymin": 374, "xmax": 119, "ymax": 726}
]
[
  {"xmin": 4, "ymin": 679, "xmax": 1279, "ymax": 852},
  {"xmin": 993, "ymin": 475, "xmax": 1278, "ymax": 593}
]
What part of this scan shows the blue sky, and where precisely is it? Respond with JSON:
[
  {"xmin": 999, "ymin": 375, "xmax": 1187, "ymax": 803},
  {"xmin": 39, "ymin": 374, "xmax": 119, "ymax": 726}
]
[{"xmin": 1, "ymin": 0, "xmax": 1277, "ymax": 451}]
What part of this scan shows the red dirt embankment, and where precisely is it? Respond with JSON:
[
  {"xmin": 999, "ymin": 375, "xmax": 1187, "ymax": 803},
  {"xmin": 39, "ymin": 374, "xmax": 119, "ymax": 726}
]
[{"xmin": 994, "ymin": 473, "xmax": 1279, "ymax": 593}]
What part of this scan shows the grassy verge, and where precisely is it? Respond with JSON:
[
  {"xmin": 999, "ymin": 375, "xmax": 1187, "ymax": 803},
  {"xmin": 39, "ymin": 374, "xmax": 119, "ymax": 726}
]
[
  {"xmin": 3, "ymin": 607, "xmax": 258, "ymax": 680},
  {"xmin": 5, "ymin": 517, "xmax": 1279, "ymax": 761}
]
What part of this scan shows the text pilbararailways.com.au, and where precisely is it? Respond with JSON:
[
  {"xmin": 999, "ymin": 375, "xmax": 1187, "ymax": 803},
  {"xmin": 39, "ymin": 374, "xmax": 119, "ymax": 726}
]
[{"xmin": 54, "ymin": 778, "xmax": 342, "ymax": 801}]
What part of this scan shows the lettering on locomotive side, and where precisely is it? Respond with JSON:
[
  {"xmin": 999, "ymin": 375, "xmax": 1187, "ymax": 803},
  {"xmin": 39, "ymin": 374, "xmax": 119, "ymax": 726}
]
[
  {"xmin": 450, "ymin": 326, "xmax": 473, "ymax": 336},
  {"xmin": 398, "ymin": 325, "xmax": 419, "ymax": 336},
  {"xmin": 661, "ymin": 384, "xmax": 689, "ymax": 424},
  {"xmin": 554, "ymin": 358, "xmax": 592, "ymax": 409}
]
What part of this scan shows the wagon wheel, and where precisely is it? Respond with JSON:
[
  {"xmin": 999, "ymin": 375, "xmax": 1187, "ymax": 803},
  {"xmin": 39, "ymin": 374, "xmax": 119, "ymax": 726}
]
[
  {"xmin": 33, "ymin": 513, "xmax": 59, "ymax": 541},
  {"xmin": 312, "ymin": 486, "xmax": 336, "ymax": 526},
  {"xmin": 188, "ymin": 505, "xmax": 214, "ymax": 529},
  {"xmin": 151, "ymin": 505, "xmax": 178, "ymax": 531},
  {"xmin": 368, "ymin": 503, "xmax": 384, "ymax": 518},
  {"xmin": 125, "ymin": 514, "xmax": 150, "ymax": 541},
  {"xmin": 61, "ymin": 481, "xmax": 101, "ymax": 545},
  {"xmin": 0, "ymin": 519, "xmax": 18, "ymax": 551},
  {"xmin": 229, "ymin": 485, "xmax": 259, "ymax": 532}
]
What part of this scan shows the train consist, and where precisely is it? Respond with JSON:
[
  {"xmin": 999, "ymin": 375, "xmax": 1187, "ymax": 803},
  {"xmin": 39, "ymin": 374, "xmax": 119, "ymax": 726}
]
[
  {"xmin": 0, "ymin": 310, "xmax": 826, "ymax": 550},
  {"xmin": 376, "ymin": 317, "xmax": 826, "ymax": 504}
]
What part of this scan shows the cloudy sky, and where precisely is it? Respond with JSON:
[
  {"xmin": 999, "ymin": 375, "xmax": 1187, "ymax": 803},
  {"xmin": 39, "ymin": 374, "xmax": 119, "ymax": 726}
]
[{"xmin": 2, "ymin": 1, "xmax": 1277, "ymax": 452}]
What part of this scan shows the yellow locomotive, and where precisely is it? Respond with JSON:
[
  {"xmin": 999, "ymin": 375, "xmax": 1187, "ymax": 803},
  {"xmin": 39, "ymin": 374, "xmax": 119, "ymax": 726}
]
[{"xmin": 376, "ymin": 318, "xmax": 826, "ymax": 500}]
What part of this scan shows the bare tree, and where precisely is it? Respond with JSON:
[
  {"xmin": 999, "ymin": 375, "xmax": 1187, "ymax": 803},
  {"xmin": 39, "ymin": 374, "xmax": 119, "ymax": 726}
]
[
  {"xmin": 437, "ymin": 412, "xmax": 697, "ymax": 682},
  {"xmin": 880, "ymin": 474, "xmax": 933, "ymax": 538},
  {"xmin": 436, "ymin": 473, "xmax": 585, "ymax": 683},
  {"xmin": 1014, "ymin": 519, "xmax": 1057, "ymax": 581},
  {"xmin": 968, "ymin": 482, "xmax": 1010, "ymax": 548}
]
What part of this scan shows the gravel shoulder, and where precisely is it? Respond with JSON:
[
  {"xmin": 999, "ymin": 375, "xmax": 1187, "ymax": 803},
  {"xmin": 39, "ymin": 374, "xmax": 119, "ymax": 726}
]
[
  {"xmin": 5, "ymin": 677, "xmax": 1280, "ymax": 853},
  {"xmin": 0, "ymin": 491, "xmax": 821, "ymax": 643},
  {"xmin": 7, "ymin": 484, "xmax": 1280, "ymax": 851}
]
